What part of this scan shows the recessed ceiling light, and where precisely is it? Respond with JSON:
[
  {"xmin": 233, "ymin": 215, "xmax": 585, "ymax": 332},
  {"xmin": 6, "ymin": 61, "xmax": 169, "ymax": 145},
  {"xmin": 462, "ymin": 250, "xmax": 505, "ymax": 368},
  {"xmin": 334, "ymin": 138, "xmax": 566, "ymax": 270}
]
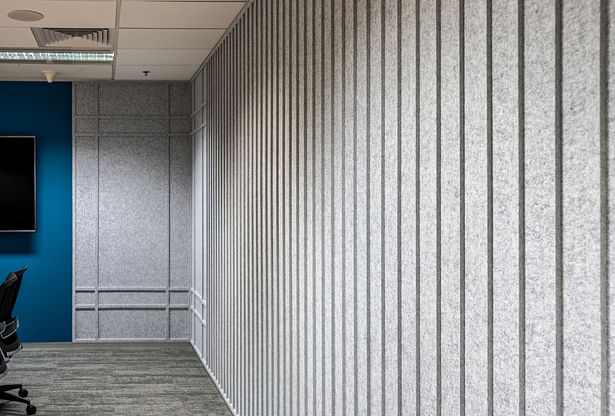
[
  {"xmin": 7, "ymin": 10, "xmax": 44, "ymax": 22},
  {"xmin": 0, "ymin": 50, "xmax": 115, "ymax": 63}
]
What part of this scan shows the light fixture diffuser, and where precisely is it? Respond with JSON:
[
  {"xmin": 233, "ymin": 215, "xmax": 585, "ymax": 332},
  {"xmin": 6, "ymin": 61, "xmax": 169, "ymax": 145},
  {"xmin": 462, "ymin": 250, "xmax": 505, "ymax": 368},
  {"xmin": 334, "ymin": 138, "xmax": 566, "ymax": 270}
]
[{"xmin": 0, "ymin": 50, "xmax": 114, "ymax": 63}]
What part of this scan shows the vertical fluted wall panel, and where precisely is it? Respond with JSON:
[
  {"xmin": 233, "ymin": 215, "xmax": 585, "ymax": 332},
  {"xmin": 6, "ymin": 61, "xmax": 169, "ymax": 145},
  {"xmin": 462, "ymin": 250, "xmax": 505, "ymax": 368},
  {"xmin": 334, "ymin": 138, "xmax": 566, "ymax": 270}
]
[
  {"xmin": 464, "ymin": 0, "xmax": 489, "ymax": 413},
  {"xmin": 524, "ymin": 0, "xmax": 557, "ymax": 414},
  {"xmin": 609, "ymin": 2, "xmax": 615, "ymax": 414},
  {"xmin": 440, "ymin": 0, "xmax": 461, "ymax": 413},
  {"xmin": 190, "ymin": 0, "xmax": 615, "ymax": 414},
  {"xmin": 492, "ymin": 0, "xmax": 520, "ymax": 413},
  {"xmin": 418, "ymin": 0, "xmax": 438, "ymax": 412},
  {"xmin": 562, "ymin": 0, "xmax": 602, "ymax": 413},
  {"xmin": 400, "ymin": 1, "xmax": 418, "ymax": 414}
]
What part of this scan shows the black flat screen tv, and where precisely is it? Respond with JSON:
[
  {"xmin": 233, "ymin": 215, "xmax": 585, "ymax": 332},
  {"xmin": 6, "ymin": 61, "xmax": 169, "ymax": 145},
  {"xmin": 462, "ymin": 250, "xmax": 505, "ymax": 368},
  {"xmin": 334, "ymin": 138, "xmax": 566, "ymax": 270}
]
[{"xmin": 0, "ymin": 136, "xmax": 36, "ymax": 232}]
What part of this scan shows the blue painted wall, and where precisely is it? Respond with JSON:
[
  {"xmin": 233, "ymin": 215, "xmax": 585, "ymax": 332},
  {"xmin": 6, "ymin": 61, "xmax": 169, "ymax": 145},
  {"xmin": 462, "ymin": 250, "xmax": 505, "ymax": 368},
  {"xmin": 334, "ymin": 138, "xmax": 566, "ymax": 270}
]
[{"xmin": 0, "ymin": 82, "xmax": 72, "ymax": 342}]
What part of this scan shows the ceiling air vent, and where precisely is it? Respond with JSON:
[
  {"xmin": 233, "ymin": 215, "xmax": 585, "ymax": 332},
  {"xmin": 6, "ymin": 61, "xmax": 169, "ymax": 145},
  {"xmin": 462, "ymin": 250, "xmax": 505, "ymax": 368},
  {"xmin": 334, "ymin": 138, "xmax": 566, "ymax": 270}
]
[{"xmin": 31, "ymin": 28, "xmax": 111, "ymax": 48}]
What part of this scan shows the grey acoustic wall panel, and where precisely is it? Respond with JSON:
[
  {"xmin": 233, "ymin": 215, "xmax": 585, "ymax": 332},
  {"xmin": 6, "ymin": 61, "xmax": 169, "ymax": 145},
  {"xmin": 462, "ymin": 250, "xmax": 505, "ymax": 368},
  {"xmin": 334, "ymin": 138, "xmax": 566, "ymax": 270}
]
[
  {"xmin": 74, "ymin": 135, "xmax": 98, "ymax": 290},
  {"xmin": 400, "ymin": 0, "xmax": 418, "ymax": 413},
  {"xmin": 610, "ymin": 2, "xmax": 615, "ymax": 414},
  {"xmin": 562, "ymin": 1, "xmax": 602, "ymax": 414},
  {"xmin": 73, "ymin": 81, "xmax": 192, "ymax": 342},
  {"xmin": 190, "ymin": 0, "xmax": 615, "ymax": 414},
  {"xmin": 99, "ymin": 83, "xmax": 169, "ymax": 115},
  {"xmin": 419, "ymin": 0, "xmax": 437, "ymax": 412},
  {"xmin": 171, "ymin": 135, "xmax": 192, "ymax": 289},
  {"xmin": 99, "ymin": 134, "xmax": 170, "ymax": 288},
  {"xmin": 464, "ymin": 0, "xmax": 489, "ymax": 412},
  {"xmin": 440, "ymin": 0, "xmax": 461, "ymax": 413}
]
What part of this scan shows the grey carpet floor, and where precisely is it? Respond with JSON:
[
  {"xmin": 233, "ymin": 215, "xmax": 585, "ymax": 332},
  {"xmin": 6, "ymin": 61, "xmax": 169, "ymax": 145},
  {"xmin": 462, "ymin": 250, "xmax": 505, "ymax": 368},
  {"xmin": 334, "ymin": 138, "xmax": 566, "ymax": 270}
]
[{"xmin": 0, "ymin": 342, "xmax": 231, "ymax": 416}]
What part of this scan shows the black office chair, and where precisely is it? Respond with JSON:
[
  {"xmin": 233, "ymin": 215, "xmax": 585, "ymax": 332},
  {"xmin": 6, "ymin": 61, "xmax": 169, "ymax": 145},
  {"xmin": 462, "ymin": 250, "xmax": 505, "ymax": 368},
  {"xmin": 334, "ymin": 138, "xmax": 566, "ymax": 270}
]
[{"xmin": 0, "ymin": 267, "xmax": 36, "ymax": 415}]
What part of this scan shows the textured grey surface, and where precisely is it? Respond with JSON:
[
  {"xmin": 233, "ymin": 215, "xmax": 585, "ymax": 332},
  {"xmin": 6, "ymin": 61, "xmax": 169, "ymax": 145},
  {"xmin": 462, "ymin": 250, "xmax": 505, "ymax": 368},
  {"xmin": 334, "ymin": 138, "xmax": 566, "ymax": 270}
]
[
  {"xmin": 170, "ymin": 135, "xmax": 192, "ymax": 289},
  {"xmin": 99, "ymin": 309, "xmax": 167, "ymax": 340},
  {"xmin": 341, "ymin": 1, "xmax": 356, "ymax": 414},
  {"xmin": 525, "ymin": 1, "xmax": 557, "ymax": 414},
  {"xmin": 0, "ymin": 343, "xmax": 231, "ymax": 415},
  {"xmin": 492, "ymin": 0, "xmax": 520, "ymax": 413},
  {"xmin": 73, "ymin": 81, "xmax": 192, "ymax": 342},
  {"xmin": 170, "ymin": 310, "xmax": 191, "ymax": 340},
  {"xmin": 74, "ymin": 310, "xmax": 97, "ymax": 340},
  {"xmin": 464, "ymin": 0, "xmax": 488, "ymax": 413},
  {"xmin": 193, "ymin": 109, "xmax": 203, "ymax": 132},
  {"xmin": 98, "ymin": 291, "xmax": 167, "ymax": 305},
  {"xmin": 74, "ymin": 117, "xmax": 97, "ymax": 134},
  {"xmin": 367, "ymin": 0, "xmax": 383, "ymax": 413},
  {"xmin": 439, "ymin": 0, "xmax": 461, "ymax": 414},
  {"xmin": 419, "ymin": 0, "xmax": 437, "ymax": 413},
  {"xmin": 382, "ymin": 3, "xmax": 399, "ymax": 414},
  {"xmin": 194, "ymin": 71, "xmax": 203, "ymax": 112},
  {"xmin": 354, "ymin": 1, "xmax": 369, "ymax": 414},
  {"xmin": 302, "ymin": 1, "xmax": 316, "ymax": 413},
  {"xmin": 295, "ymin": 2, "xmax": 306, "ymax": 412},
  {"xmin": 562, "ymin": 0, "xmax": 601, "ymax": 413},
  {"xmin": 74, "ymin": 83, "xmax": 98, "ymax": 115},
  {"xmin": 193, "ymin": 131, "xmax": 203, "ymax": 299},
  {"xmin": 331, "ymin": 2, "xmax": 345, "ymax": 415},
  {"xmin": 170, "ymin": 290, "xmax": 190, "ymax": 305},
  {"xmin": 610, "ymin": 1, "xmax": 615, "ymax": 413},
  {"xmin": 98, "ymin": 134, "xmax": 170, "ymax": 288},
  {"xmin": 170, "ymin": 83, "xmax": 192, "ymax": 116},
  {"xmin": 322, "ymin": 1, "xmax": 333, "ymax": 412},
  {"xmin": 99, "ymin": 83, "xmax": 169, "ymax": 115},
  {"xmin": 400, "ymin": 1, "xmax": 417, "ymax": 414},
  {"xmin": 190, "ymin": 0, "xmax": 614, "ymax": 415},
  {"xmin": 170, "ymin": 117, "xmax": 191, "ymax": 134},
  {"xmin": 73, "ymin": 136, "xmax": 98, "ymax": 289},
  {"xmin": 74, "ymin": 291, "xmax": 95, "ymax": 305},
  {"xmin": 98, "ymin": 117, "xmax": 168, "ymax": 134}
]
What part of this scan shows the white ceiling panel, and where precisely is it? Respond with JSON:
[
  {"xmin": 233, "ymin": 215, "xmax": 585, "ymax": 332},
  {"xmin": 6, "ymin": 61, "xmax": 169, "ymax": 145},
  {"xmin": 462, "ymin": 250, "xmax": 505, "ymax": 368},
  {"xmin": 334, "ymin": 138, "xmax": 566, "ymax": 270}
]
[
  {"xmin": 118, "ymin": 28, "xmax": 224, "ymax": 49},
  {"xmin": 0, "ymin": 0, "xmax": 243, "ymax": 81},
  {"xmin": 117, "ymin": 49, "xmax": 209, "ymax": 66},
  {"xmin": 0, "ymin": 63, "xmax": 112, "ymax": 81},
  {"xmin": 0, "ymin": 1, "xmax": 116, "ymax": 28},
  {"xmin": 115, "ymin": 65, "xmax": 196, "ymax": 80},
  {"xmin": 0, "ymin": 28, "xmax": 38, "ymax": 48},
  {"xmin": 123, "ymin": 0, "xmax": 244, "ymax": 2},
  {"xmin": 120, "ymin": 1, "xmax": 244, "ymax": 29}
]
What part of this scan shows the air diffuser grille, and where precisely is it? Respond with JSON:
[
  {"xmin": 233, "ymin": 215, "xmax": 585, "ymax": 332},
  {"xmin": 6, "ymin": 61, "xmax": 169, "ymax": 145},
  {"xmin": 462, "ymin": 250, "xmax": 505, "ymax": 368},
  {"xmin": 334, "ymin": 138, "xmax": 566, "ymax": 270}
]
[{"xmin": 31, "ymin": 28, "xmax": 111, "ymax": 47}]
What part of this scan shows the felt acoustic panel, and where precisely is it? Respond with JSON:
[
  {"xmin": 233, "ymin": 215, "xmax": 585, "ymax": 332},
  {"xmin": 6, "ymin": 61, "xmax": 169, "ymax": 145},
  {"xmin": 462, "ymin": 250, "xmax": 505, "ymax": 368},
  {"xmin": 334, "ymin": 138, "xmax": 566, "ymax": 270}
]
[
  {"xmin": 73, "ymin": 81, "xmax": 192, "ymax": 342},
  {"xmin": 190, "ymin": 0, "xmax": 614, "ymax": 414}
]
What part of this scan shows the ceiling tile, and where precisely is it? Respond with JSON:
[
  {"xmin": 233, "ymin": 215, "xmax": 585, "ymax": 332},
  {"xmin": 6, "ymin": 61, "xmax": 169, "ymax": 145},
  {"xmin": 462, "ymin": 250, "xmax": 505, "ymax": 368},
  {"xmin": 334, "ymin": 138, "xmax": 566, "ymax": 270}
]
[
  {"xmin": 0, "ymin": 1, "xmax": 116, "ymax": 28},
  {"xmin": 0, "ymin": 63, "xmax": 112, "ymax": 81},
  {"xmin": 120, "ymin": 1, "xmax": 244, "ymax": 29},
  {"xmin": 115, "ymin": 65, "xmax": 197, "ymax": 80},
  {"xmin": 117, "ymin": 49, "xmax": 210, "ymax": 66},
  {"xmin": 123, "ymin": 0, "xmax": 244, "ymax": 2},
  {"xmin": 0, "ymin": 28, "xmax": 38, "ymax": 48},
  {"xmin": 118, "ymin": 28, "xmax": 224, "ymax": 49},
  {"xmin": 0, "ymin": 0, "xmax": 243, "ymax": 81}
]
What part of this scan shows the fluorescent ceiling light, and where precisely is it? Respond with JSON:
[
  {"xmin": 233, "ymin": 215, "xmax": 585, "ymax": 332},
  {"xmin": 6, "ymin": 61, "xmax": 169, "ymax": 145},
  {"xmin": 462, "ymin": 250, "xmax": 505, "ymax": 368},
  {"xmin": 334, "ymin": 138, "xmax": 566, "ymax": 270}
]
[{"xmin": 0, "ymin": 51, "xmax": 114, "ymax": 63}]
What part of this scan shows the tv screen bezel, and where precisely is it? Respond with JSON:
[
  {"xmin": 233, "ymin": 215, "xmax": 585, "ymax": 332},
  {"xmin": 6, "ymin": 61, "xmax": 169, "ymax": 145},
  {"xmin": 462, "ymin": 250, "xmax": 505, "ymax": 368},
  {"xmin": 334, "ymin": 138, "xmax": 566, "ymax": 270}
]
[{"xmin": 0, "ymin": 136, "xmax": 37, "ymax": 233}]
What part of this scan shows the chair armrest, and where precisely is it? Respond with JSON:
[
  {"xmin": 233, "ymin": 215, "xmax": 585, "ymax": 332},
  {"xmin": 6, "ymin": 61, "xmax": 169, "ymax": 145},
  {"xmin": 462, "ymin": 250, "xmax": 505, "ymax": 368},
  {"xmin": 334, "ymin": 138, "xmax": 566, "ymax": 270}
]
[{"xmin": 1, "ymin": 317, "xmax": 18, "ymax": 339}]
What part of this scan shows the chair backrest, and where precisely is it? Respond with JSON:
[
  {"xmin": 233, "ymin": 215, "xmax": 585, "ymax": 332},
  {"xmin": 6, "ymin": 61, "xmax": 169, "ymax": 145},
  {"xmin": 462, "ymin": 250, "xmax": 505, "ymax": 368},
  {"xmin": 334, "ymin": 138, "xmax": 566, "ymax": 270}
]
[
  {"xmin": 0, "ymin": 274, "xmax": 18, "ymax": 323},
  {"xmin": 5, "ymin": 266, "xmax": 26, "ymax": 318},
  {"xmin": 0, "ymin": 266, "xmax": 26, "ymax": 322}
]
